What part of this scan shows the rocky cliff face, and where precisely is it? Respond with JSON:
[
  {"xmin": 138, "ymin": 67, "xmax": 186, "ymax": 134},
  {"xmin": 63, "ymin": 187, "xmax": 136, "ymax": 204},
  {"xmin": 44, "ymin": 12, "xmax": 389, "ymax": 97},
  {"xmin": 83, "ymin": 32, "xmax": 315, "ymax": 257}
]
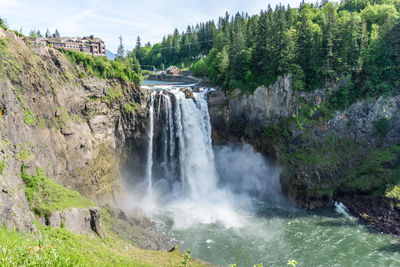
[
  {"xmin": 328, "ymin": 96, "xmax": 400, "ymax": 144},
  {"xmin": 208, "ymin": 73, "xmax": 400, "ymax": 218},
  {"xmin": 208, "ymin": 74, "xmax": 296, "ymax": 144},
  {"xmin": 0, "ymin": 28, "xmax": 149, "ymax": 231}
]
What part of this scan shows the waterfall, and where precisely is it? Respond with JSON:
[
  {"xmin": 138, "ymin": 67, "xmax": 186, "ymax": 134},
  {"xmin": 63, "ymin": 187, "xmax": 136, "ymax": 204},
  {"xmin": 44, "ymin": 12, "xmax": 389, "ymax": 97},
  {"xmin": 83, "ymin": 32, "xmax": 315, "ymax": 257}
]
[
  {"xmin": 145, "ymin": 91, "xmax": 156, "ymax": 195},
  {"xmin": 140, "ymin": 86, "xmax": 285, "ymax": 228},
  {"xmin": 144, "ymin": 88, "xmax": 218, "ymax": 197}
]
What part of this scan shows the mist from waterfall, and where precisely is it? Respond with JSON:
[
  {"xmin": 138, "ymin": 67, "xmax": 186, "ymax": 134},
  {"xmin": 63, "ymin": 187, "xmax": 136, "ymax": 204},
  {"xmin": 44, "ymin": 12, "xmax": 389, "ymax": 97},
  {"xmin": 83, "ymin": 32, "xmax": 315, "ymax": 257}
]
[{"xmin": 125, "ymin": 86, "xmax": 285, "ymax": 229}]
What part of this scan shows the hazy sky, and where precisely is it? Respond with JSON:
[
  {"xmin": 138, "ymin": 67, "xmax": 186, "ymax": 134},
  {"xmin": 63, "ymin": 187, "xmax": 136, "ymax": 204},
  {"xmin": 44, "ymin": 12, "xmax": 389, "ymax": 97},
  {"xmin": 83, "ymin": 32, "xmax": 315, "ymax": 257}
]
[{"xmin": 0, "ymin": 0, "xmax": 304, "ymax": 52}]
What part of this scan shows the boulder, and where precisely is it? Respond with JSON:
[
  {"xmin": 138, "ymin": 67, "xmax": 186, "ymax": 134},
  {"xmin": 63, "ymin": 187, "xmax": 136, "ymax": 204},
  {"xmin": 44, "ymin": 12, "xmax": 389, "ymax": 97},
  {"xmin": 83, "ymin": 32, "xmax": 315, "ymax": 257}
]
[
  {"xmin": 40, "ymin": 207, "xmax": 106, "ymax": 238},
  {"xmin": 180, "ymin": 88, "xmax": 194, "ymax": 99}
]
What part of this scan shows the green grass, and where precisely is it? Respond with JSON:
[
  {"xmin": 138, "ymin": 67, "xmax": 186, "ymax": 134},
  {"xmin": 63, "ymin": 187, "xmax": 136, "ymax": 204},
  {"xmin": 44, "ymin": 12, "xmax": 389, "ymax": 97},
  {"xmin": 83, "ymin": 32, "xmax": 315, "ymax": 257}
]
[
  {"xmin": 53, "ymin": 107, "xmax": 70, "ymax": 130},
  {"xmin": 0, "ymin": 38, "xmax": 23, "ymax": 83},
  {"xmin": 0, "ymin": 225, "xmax": 204, "ymax": 267},
  {"xmin": 124, "ymin": 102, "xmax": 139, "ymax": 113},
  {"xmin": 0, "ymin": 160, "xmax": 6, "ymax": 175},
  {"xmin": 23, "ymin": 107, "xmax": 36, "ymax": 125},
  {"xmin": 107, "ymin": 87, "xmax": 124, "ymax": 99},
  {"xmin": 16, "ymin": 143, "xmax": 34, "ymax": 162},
  {"xmin": 37, "ymin": 117, "xmax": 48, "ymax": 129},
  {"xmin": 21, "ymin": 165, "xmax": 94, "ymax": 217}
]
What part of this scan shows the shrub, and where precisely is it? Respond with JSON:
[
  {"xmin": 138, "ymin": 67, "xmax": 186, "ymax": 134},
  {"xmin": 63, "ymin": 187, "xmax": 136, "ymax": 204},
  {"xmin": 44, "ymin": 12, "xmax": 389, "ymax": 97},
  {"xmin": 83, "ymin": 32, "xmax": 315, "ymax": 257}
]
[
  {"xmin": 124, "ymin": 102, "xmax": 139, "ymax": 113},
  {"xmin": 0, "ymin": 17, "xmax": 8, "ymax": 30},
  {"xmin": 374, "ymin": 117, "xmax": 390, "ymax": 138}
]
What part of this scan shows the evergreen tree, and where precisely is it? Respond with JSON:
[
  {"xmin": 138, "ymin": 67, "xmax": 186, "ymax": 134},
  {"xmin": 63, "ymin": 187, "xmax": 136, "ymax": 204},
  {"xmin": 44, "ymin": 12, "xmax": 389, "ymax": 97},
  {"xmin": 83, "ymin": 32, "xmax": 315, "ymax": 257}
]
[
  {"xmin": 135, "ymin": 36, "xmax": 141, "ymax": 49},
  {"xmin": 117, "ymin": 35, "xmax": 125, "ymax": 59},
  {"xmin": 229, "ymin": 21, "xmax": 247, "ymax": 82},
  {"xmin": 29, "ymin": 30, "xmax": 38, "ymax": 37},
  {"xmin": 0, "ymin": 17, "xmax": 8, "ymax": 29},
  {"xmin": 55, "ymin": 29, "xmax": 60, "ymax": 37},
  {"xmin": 322, "ymin": 3, "xmax": 339, "ymax": 81}
]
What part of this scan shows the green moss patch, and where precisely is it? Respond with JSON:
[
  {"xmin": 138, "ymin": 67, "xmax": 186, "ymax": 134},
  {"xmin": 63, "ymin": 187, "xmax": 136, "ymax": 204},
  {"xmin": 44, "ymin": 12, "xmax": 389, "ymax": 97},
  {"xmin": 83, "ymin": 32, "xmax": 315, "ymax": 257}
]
[
  {"xmin": 340, "ymin": 145, "xmax": 400, "ymax": 197},
  {"xmin": 0, "ymin": 160, "xmax": 6, "ymax": 175}
]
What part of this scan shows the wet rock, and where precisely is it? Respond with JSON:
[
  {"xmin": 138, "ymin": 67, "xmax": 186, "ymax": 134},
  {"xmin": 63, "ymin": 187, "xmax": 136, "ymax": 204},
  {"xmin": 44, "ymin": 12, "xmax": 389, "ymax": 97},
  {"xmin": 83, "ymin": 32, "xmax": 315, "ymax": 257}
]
[
  {"xmin": 338, "ymin": 196, "xmax": 400, "ymax": 236},
  {"xmin": 180, "ymin": 88, "xmax": 194, "ymax": 99},
  {"xmin": 131, "ymin": 207, "xmax": 154, "ymax": 229}
]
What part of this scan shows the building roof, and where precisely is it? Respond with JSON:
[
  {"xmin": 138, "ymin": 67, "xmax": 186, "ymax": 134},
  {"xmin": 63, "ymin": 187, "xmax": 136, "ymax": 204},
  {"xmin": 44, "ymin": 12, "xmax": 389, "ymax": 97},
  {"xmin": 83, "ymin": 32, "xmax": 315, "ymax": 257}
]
[
  {"xmin": 167, "ymin": 65, "xmax": 180, "ymax": 71},
  {"xmin": 46, "ymin": 37, "xmax": 68, "ymax": 43}
]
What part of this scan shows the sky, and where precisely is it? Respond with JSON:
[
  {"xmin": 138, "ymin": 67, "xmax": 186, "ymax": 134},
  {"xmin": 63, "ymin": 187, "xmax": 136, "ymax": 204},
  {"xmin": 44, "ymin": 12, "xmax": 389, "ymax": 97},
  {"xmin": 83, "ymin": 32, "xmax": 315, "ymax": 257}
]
[{"xmin": 0, "ymin": 0, "xmax": 304, "ymax": 52}]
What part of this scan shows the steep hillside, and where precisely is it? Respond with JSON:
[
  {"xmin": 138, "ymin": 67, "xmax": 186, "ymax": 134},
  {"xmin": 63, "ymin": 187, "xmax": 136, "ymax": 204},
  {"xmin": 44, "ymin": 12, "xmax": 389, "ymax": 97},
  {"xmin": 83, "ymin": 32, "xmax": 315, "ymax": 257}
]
[
  {"xmin": 0, "ymin": 26, "xmax": 214, "ymax": 266},
  {"xmin": 0, "ymin": 27, "xmax": 151, "ymax": 230}
]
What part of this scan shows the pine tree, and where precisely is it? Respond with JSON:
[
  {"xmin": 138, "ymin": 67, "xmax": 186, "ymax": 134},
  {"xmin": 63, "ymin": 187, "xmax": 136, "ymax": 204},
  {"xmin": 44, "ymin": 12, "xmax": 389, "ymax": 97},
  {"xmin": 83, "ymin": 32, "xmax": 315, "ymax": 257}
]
[
  {"xmin": 0, "ymin": 17, "xmax": 8, "ymax": 29},
  {"xmin": 322, "ymin": 3, "xmax": 338, "ymax": 81},
  {"xmin": 135, "ymin": 36, "xmax": 141, "ymax": 49},
  {"xmin": 296, "ymin": 5, "xmax": 316, "ymax": 89},
  {"xmin": 229, "ymin": 21, "xmax": 247, "ymax": 81},
  {"xmin": 29, "ymin": 30, "xmax": 38, "ymax": 37},
  {"xmin": 55, "ymin": 29, "xmax": 60, "ymax": 37},
  {"xmin": 116, "ymin": 35, "xmax": 125, "ymax": 59}
]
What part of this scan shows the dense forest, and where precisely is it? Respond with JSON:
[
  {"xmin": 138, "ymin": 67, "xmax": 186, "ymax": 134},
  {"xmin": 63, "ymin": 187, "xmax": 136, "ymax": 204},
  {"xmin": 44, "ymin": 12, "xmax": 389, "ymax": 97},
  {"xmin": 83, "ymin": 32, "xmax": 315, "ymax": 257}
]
[{"xmin": 131, "ymin": 0, "xmax": 400, "ymax": 108}]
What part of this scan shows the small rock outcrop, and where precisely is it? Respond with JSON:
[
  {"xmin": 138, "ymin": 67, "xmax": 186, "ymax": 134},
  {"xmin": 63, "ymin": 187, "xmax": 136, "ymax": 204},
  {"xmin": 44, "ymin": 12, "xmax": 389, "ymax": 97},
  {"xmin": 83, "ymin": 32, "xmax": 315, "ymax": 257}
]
[
  {"xmin": 180, "ymin": 87, "xmax": 194, "ymax": 99},
  {"xmin": 103, "ymin": 205, "xmax": 175, "ymax": 251},
  {"xmin": 39, "ymin": 207, "xmax": 106, "ymax": 238}
]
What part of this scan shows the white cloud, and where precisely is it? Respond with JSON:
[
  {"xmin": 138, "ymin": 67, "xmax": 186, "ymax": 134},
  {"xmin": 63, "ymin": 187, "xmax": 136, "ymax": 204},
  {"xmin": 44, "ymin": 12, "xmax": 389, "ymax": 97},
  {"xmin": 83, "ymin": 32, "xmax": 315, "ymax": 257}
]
[{"xmin": 0, "ymin": 0, "xmax": 304, "ymax": 52}]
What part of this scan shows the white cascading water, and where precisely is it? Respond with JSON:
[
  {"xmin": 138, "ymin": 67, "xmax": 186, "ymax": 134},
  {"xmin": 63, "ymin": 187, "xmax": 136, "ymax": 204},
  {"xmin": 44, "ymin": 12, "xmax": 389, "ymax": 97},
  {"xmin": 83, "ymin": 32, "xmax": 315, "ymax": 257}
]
[
  {"xmin": 136, "ymin": 86, "xmax": 284, "ymax": 229},
  {"xmin": 145, "ymin": 91, "xmax": 156, "ymax": 195}
]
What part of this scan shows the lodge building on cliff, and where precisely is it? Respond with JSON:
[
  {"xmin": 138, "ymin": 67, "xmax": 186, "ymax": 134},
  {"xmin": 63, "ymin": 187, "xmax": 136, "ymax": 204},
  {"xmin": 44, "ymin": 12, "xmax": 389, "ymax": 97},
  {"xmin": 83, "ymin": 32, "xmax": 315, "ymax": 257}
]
[{"xmin": 26, "ymin": 34, "xmax": 106, "ymax": 56}]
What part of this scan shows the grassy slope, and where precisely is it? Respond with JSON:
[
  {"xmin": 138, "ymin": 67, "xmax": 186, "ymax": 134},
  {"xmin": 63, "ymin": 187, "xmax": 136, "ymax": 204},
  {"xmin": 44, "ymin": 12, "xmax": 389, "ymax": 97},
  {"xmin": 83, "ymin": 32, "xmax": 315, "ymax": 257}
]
[
  {"xmin": 0, "ymin": 224, "xmax": 199, "ymax": 267},
  {"xmin": 17, "ymin": 166, "xmax": 209, "ymax": 266},
  {"xmin": 21, "ymin": 166, "xmax": 94, "ymax": 217}
]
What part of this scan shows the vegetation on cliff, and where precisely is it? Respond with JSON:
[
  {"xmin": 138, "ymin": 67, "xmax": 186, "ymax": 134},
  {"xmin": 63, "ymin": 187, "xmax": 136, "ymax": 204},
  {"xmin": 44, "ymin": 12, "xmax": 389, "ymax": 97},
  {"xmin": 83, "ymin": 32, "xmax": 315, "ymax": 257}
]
[{"xmin": 62, "ymin": 49, "xmax": 141, "ymax": 87}]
